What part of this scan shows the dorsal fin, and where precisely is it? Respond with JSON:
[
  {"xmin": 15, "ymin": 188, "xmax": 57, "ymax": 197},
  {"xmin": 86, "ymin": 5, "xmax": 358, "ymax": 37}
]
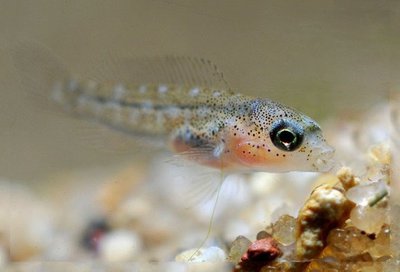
[{"xmin": 89, "ymin": 53, "xmax": 231, "ymax": 91}]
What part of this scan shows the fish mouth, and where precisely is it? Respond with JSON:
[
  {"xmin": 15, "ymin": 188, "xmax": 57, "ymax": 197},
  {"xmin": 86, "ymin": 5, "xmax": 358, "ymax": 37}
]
[{"xmin": 314, "ymin": 145, "xmax": 336, "ymax": 172}]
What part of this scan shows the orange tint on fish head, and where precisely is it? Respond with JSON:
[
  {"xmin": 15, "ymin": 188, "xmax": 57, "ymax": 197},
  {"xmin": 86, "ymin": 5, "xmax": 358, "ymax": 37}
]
[{"xmin": 227, "ymin": 131, "xmax": 285, "ymax": 168}]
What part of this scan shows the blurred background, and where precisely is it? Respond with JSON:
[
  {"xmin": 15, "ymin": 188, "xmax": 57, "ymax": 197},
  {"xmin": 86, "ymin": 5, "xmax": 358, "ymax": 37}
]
[{"xmin": 0, "ymin": 0, "xmax": 399, "ymax": 182}]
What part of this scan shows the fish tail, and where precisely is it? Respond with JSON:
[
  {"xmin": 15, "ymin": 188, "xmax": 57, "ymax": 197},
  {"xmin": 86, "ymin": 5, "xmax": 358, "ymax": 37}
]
[{"xmin": 10, "ymin": 41, "xmax": 76, "ymax": 112}]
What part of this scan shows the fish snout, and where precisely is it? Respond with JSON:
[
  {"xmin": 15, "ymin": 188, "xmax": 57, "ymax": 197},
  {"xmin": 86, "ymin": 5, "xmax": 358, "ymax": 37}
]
[{"xmin": 314, "ymin": 146, "xmax": 336, "ymax": 172}]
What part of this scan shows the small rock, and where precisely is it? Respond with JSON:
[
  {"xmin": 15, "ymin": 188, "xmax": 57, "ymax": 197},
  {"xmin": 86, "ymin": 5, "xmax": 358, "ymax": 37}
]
[
  {"xmin": 81, "ymin": 219, "xmax": 110, "ymax": 252},
  {"xmin": 368, "ymin": 143, "xmax": 391, "ymax": 165},
  {"xmin": 228, "ymin": 236, "xmax": 252, "ymax": 263},
  {"xmin": 346, "ymin": 180, "xmax": 388, "ymax": 206},
  {"xmin": 0, "ymin": 181, "xmax": 55, "ymax": 261},
  {"xmin": 326, "ymin": 227, "xmax": 373, "ymax": 258},
  {"xmin": 237, "ymin": 237, "xmax": 281, "ymax": 272},
  {"xmin": 256, "ymin": 231, "xmax": 272, "ymax": 240},
  {"xmin": 295, "ymin": 184, "xmax": 354, "ymax": 260},
  {"xmin": 271, "ymin": 215, "xmax": 296, "ymax": 246},
  {"xmin": 337, "ymin": 167, "xmax": 359, "ymax": 190},
  {"xmin": 369, "ymin": 225, "xmax": 391, "ymax": 258},
  {"xmin": 98, "ymin": 230, "xmax": 142, "ymax": 262},
  {"xmin": 350, "ymin": 205, "xmax": 388, "ymax": 234}
]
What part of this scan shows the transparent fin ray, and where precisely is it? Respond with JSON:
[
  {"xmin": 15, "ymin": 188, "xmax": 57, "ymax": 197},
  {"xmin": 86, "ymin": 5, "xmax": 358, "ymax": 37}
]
[
  {"xmin": 166, "ymin": 147, "xmax": 216, "ymax": 168},
  {"xmin": 182, "ymin": 171, "xmax": 223, "ymax": 208},
  {"xmin": 157, "ymin": 153, "xmax": 226, "ymax": 209},
  {"xmin": 89, "ymin": 53, "xmax": 231, "ymax": 91},
  {"xmin": 76, "ymin": 121, "xmax": 165, "ymax": 154},
  {"xmin": 10, "ymin": 41, "xmax": 71, "ymax": 114},
  {"xmin": 188, "ymin": 177, "xmax": 224, "ymax": 261}
]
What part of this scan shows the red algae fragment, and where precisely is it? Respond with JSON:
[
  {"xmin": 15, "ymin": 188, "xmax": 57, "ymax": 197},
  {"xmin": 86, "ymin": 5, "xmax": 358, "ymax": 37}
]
[{"xmin": 235, "ymin": 237, "xmax": 282, "ymax": 272}]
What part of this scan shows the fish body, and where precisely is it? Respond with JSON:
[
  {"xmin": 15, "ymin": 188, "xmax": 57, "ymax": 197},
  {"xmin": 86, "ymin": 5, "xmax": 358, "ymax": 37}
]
[
  {"xmin": 53, "ymin": 78, "xmax": 334, "ymax": 172},
  {"xmin": 12, "ymin": 43, "xmax": 335, "ymax": 172}
]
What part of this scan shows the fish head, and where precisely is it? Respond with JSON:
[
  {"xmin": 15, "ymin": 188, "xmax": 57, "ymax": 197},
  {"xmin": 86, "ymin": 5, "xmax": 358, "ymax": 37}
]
[{"xmin": 227, "ymin": 99, "xmax": 335, "ymax": 172}]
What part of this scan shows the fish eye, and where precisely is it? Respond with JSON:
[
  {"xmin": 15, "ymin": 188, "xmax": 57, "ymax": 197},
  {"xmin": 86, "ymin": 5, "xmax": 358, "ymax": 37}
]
[{"xmin": 269, "ymin": 119, "xmax": 304, "ymax": 151}]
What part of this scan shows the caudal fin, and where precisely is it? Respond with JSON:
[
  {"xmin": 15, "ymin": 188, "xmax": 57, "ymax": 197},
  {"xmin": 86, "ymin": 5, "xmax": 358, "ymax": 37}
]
[{"xmin": 10, "ymin": 41, "xmax": 73, "ymax": 112}]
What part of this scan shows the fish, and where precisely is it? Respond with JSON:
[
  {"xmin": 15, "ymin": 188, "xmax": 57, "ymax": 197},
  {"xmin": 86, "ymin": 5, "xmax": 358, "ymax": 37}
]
[{"xmin": 11, "ymin": 42, "xmax": 335, "ymax": 173}]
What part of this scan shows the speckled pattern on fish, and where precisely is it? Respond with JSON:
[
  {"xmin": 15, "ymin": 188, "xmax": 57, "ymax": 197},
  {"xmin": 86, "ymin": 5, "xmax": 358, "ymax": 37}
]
[{"xmin": 12, "ymin": 43, "xmax": 335, "ymax": 173}]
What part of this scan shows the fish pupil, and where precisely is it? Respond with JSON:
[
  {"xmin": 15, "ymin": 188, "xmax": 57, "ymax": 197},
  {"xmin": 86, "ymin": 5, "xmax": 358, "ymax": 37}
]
[{"xmin": 278, "ymin": 129, "xmax": 296, "ymax": 145}]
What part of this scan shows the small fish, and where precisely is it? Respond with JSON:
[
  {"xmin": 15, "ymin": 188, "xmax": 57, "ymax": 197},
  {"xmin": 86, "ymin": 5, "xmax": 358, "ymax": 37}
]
[{"xmin": 12, "ymin": 43, "xmax": 335, "ymax": 173}]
